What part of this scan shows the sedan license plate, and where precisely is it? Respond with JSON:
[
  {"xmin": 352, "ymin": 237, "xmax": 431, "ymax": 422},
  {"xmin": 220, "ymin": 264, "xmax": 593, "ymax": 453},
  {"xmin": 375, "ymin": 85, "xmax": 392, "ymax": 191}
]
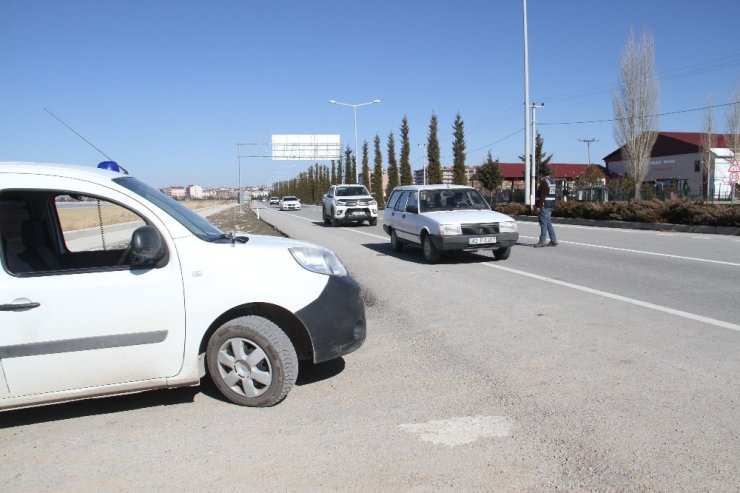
[{"xmin": 469, "ymin": 236, "xmax": 496, "ymax": 245}]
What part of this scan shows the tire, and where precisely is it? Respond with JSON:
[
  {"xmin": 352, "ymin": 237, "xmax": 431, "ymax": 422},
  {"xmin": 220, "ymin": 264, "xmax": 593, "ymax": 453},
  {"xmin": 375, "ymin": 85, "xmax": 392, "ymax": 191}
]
[
  {"xmin": 422, "ymin": 234, "xmax": 441, "ymax": 264},
  {"xmin": 368, "ymin": 217, "xmax": 377, "ymax": 226},
  {"xmin": 493, "ymin": 246, "xmax": 511, "ymax": 261},
  {"xmin": 206, "ymin": 316, "xmax": 298, "ymax": 407},
  {"xmin": 323, "ymin": 208, "xmax": 330, "ymax": 225},
  {"xmin": 330, "ymin": 209, "xmax": 340, "ymax": 227},
  {"xmin": 390, "ymin": 229, "xmax": 404, "ymax": 252}
]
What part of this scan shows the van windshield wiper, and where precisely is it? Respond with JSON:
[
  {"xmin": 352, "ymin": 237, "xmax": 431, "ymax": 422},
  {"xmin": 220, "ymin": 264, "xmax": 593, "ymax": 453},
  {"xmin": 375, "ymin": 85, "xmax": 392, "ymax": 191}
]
[{"xmin": 208, "ymin": 232, "xmax": 249, "ymax": 244}]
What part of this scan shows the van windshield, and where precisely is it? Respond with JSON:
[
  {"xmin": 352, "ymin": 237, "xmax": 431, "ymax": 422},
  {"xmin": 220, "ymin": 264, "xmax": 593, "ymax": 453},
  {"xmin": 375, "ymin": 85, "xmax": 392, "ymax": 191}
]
[{"xmin": 114, "ymin": 176, "xmax": 223, "ymax": 241}]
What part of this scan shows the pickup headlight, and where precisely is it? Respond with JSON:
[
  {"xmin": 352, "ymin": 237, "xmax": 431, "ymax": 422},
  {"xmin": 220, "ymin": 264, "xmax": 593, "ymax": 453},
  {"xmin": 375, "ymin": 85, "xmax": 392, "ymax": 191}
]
[
  {"xmin": 499, "ymin": 221, "xmax": 518, "ymax": 232},
  {"xmin": 438, "ymin": 224, "xmax": 462, "ymax": 235},
  {"xmin": 368, "ymin": 199, "xmax": 377, "ymax": 206},
  {"xmin": 289, "ymin": 246, "xmax": 348, "ymax": 277}
]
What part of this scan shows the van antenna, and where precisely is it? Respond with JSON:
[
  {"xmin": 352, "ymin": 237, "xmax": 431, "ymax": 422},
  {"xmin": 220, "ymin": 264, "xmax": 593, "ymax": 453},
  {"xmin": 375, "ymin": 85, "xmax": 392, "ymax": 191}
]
[{"xmin": 43, "ymin": 107, "xmax": 128, "ymax": 174}]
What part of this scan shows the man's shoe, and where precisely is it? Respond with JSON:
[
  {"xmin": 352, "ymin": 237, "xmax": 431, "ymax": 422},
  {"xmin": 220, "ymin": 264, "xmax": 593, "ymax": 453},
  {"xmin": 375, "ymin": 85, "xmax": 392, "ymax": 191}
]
[
  {"xmin": 547, "ymin": 241, "xmax": 558, "ymax": 247},
  {"xmin": 533, "ymin": 243, "xmax": 546, "ymax": 248}
]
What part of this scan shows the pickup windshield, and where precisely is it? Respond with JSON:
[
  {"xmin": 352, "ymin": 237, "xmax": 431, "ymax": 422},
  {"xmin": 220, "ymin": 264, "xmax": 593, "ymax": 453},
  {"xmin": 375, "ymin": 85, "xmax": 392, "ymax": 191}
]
[
  {"xmin": 114, "ymin": 176, "xmax": 224, "ymax": 241},
  {"xmin": 336, "ymin": 186, "xmax": 370, "ymax": 196}
]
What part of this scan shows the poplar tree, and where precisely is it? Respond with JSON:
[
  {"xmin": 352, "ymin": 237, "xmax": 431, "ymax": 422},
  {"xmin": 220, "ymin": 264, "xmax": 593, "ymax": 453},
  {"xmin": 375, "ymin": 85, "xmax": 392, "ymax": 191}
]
[
  {"xmin": 399, "ymin": 116, "xmax": 413, "ymax": 185},
  {"xmin": 372, "ymin": 134, "xmax": 386, "ymax": 207},
  {"xmin": 426, "ymin": 113, "xmax": 442, "ymax": 184},
  {"xmin": 613, "ymin": 28, "xmax": 659, "ymax": 199},
  {"xmin": 361, "ymin": 140, "xmax": 370, "ymax": 188},
  {"xmin": 452, "ymin": 113, "xmax": 467, "ymax": 185},
  {"xmin": 344, "ymin": 146, "xmax": 354, "ymax": 184},
  {"xmin": 387, "ymin": 132, "xmax": 399, "ymax": 193}
]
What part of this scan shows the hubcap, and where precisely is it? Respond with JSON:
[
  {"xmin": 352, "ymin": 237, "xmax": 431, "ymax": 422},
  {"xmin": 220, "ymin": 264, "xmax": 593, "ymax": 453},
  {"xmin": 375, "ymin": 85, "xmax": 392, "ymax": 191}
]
[{"xmin": 217, "ymin": 337, "xmax": 272, "ymax": 398}]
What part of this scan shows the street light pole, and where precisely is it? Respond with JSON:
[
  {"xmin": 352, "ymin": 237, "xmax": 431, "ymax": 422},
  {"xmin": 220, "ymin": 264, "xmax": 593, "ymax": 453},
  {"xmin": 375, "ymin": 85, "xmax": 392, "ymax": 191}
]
[
  {"xmin": 329, "ymin": 99, "xmax": 381, "ymax": 184},
  {"xmin": 522, "ymin": 0, "xmax": 531, "ymax": 209}
]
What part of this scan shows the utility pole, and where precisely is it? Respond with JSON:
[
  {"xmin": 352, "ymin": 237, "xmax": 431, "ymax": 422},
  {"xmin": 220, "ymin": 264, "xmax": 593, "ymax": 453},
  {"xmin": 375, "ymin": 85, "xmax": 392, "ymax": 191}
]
[
  {"xmin": 417, "ymin": 143, "xmax": 428, "ymax": 185},
  {"xmin": 578, "ymin": 138, "xmax": 598, "ymax": 165}
]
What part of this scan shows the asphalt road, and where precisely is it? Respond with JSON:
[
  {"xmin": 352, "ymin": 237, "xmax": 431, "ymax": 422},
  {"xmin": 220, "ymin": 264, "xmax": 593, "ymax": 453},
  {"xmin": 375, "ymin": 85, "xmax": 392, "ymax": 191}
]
[{"xmin": 1, "ymin": 204, "xmax": 738, "ymax": 491}]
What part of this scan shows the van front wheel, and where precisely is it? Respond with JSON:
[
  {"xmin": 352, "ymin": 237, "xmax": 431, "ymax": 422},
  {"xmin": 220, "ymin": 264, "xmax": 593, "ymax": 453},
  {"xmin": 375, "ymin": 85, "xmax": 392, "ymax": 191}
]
[{"xmin": 206, "ymin": 316, "xmax": 298, "ymax": 407}]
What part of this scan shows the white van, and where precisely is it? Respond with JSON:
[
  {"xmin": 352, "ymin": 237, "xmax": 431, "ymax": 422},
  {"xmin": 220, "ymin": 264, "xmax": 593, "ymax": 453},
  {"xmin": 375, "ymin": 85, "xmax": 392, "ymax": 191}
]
[{"xmin": 0, "ymin": 162, "xmax": 366, "ymax": 410}]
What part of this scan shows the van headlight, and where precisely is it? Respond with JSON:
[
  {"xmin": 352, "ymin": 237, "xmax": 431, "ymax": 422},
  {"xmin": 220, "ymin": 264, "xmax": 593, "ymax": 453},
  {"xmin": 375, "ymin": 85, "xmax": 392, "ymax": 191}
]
[
  {"xmin": 499, "ymin": 221, "xmax": 518, "ymax": 232},
  {"xmin": 438, "ymin": 224, "xmax": 462, "ymax": 235},
  {"xmin": 289, "ymin": 247, "xmax": 348, "ymax": 277}
]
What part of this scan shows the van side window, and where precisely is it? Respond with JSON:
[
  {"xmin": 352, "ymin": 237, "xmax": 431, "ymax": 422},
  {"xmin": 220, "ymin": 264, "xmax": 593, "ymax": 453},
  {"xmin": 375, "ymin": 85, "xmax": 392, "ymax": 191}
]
[{"xmin": 0, "ymin": 191, "xmax": 152, "ymax": 275}]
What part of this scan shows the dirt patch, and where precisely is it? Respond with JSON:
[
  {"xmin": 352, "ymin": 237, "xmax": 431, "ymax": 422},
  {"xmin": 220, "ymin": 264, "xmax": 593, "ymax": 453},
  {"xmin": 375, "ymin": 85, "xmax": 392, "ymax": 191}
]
[{"xmin": 208, "ymin": 205, "xmax": 285, "ymax": 237}]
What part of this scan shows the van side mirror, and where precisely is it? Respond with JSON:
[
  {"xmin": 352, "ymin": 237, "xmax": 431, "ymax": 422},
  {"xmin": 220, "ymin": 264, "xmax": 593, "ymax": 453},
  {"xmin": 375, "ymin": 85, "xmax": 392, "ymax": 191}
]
[{"xmin": 129, "ymin": 225, "xmax": 165, "ymax": 268}]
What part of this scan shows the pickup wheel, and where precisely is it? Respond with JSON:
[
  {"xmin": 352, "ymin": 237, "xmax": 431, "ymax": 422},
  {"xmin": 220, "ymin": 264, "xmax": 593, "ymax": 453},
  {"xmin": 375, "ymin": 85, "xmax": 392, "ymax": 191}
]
[
  {"xmin": 322, "ymin": 208, "xmax": 331, "ymax": 225},
  {"xmin": 493, "ymin": 246, "xmax": 511, "ymax": 260},
  {"xmin": 368, "ymin": 218, "xmax": 377, "ymax": 226},
  {"xmin": 421, "ymin": 233, "xmax": 441, "ymax": 264},
  {"xmin": 390, "ymin": 229, "xmax": 404, "ymax": 252},
  {"xmin": 206, "ymin": 316, "xmax": 298, "ymax": 407}
]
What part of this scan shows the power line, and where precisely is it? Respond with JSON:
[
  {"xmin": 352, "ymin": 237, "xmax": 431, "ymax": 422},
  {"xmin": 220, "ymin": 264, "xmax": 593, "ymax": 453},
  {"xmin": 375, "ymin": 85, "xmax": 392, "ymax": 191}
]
[{"xmin": 538, "ymin": 100, "xmax": 739, "ymax": 127}]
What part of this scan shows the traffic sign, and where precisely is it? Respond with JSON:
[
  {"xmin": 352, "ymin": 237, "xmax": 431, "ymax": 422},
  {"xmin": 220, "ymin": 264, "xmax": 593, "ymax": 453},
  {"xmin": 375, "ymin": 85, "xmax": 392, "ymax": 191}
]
[
  {"xmin": 730, "ymin": 172, "xmax": 739, "ymax": 184},
  {"xmin": 728, "ymin": 160, "xmax": 740, "ymax": 173}
]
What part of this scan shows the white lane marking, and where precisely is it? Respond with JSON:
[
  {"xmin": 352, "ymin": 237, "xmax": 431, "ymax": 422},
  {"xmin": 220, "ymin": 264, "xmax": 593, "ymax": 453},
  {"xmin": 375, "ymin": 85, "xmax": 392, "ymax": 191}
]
[
  {"xmin": 483, "ymin": 263, "xmax": 740, "ymax": 333},
  {"xmin": 518, "ymin": 235, "xmax": 740, "ymax": 268},
  {"xmin": 264, "ymin": 209, "xmax": 390, "ymax": 239},
  {"xmin": 399, "ymin": 416, "xmax": 512, "ymax": 446}
]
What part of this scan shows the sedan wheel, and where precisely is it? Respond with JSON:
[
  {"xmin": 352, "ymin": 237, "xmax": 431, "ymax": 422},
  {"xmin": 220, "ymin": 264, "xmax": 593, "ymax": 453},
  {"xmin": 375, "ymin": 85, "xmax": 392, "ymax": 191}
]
[
  {"xmin": 493, "ymin": 246, "xmax": 511, "ymax": 260},
  {"xmin": 390, "ymin": 229, "xmax": 404, "ymax": 252},
  {"xmin": 422, "ymin": 234, "xmax": 441, "ymax": 264}
]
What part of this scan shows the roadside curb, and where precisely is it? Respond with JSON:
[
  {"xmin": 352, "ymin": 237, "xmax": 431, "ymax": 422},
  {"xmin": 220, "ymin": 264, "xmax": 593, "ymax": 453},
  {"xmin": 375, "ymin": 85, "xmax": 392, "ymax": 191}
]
[{"xmin": 513, "ymin": 215, "xmax": 740, "ymax": 236}]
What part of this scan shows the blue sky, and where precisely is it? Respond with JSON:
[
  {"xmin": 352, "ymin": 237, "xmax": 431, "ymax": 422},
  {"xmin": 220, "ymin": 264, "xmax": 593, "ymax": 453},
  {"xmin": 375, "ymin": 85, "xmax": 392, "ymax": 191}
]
[{"xmin": 2, "ymin": 0, "xmax": 739, "ymax": 188}]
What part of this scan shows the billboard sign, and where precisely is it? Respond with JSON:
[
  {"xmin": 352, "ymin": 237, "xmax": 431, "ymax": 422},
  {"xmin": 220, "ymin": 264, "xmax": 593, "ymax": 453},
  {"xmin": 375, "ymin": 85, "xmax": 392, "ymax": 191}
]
[{"xmin": 271, "ymin": 134, "xmax": 341, "ymax": 161}]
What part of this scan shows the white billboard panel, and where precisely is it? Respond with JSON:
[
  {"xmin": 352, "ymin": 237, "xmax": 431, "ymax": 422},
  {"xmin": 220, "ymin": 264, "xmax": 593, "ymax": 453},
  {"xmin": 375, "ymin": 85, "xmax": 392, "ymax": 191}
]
[{"xmin": 271, "ymin": 134, "xmax": 341, "ymax": 160}]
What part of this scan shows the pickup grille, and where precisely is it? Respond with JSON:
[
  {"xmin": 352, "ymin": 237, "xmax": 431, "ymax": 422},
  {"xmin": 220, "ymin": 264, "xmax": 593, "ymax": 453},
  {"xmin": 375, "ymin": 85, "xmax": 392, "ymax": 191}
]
[
  {"xmin": 338, "ymin": 199, "xmax": 372, "ymax": 206},
  {"xmin": 461, "ymin": 223, "xmax": 499, "ymax": 235}
]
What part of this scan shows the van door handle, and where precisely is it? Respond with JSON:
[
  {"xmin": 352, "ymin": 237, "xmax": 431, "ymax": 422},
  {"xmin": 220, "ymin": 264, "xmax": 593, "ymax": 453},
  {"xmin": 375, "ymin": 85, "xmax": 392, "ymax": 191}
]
[{"xmin": 0, "ymin": 299, "xmax": 41, "ymax": 312}]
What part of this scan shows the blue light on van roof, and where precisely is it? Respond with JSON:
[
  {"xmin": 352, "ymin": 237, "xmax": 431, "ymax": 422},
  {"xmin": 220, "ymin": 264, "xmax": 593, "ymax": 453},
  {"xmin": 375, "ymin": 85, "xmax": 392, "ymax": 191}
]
[{"xmin": 97, "ymin": 161, "xmax": 122, "ymax": 172}]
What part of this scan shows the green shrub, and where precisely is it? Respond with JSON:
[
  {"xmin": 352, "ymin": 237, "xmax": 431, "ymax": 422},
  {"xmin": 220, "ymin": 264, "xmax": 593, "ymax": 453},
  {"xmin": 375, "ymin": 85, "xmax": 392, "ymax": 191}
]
[{"xmin": 497, "ymin": 195, "xmax": 740, "ymax": 227}]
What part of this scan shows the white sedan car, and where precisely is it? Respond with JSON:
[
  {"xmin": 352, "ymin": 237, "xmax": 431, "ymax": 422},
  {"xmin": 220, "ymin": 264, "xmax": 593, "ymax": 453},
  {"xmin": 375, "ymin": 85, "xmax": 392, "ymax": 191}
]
[{"xmin": 279, "ymin": 196, "xmax": 301, "ymax": 211}]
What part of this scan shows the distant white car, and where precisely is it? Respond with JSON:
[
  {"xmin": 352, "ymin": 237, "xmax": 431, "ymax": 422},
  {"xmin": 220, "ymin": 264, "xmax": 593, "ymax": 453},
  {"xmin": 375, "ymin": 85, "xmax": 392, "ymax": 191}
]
[
  {"xmin": 383, "ymin": 184, "xmax": 519, "ymax": 263},
  {"xmin": 269, "ymin": 196, "xmax": 279, "ymax": 206},
  {"xmin": 279, "ymin": 196, "xmax": 301, "ymax": 211}
]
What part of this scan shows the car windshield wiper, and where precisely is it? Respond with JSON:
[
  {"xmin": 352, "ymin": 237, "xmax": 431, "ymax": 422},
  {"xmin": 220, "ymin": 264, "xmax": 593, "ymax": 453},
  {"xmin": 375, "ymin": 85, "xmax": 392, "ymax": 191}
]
[{"xmin": 208, "ymin": 232, "xmax": 249, "ymax": 244}]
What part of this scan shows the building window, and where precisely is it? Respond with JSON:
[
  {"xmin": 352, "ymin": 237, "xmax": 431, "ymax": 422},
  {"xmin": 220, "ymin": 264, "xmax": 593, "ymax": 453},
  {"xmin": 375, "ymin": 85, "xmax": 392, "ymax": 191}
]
[{"xmin": 694, "ymin": 160, "xmax": 701, "ymax": 172}]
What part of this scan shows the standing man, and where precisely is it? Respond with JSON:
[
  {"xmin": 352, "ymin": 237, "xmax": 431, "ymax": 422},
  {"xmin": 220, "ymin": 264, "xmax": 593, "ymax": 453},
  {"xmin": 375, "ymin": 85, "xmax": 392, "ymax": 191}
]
[{"xmin": 533, "ymin": 170, "xmax": 558, "ymax": 247}]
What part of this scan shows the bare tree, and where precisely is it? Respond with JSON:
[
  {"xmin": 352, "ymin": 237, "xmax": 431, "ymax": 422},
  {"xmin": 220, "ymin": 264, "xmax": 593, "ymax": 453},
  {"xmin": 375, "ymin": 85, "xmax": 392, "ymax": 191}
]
[
  {"xmin": 726, "ymin": 84, "xmax": 740, "ymax": 158},
  {"xmin": 612, "ymin": 28, "xmax": 659, "ymax": 199},
  {"xmin": 727, "ymin": 85, "xmax": 740, "ymax": 202},
  {"xmin": 701, "ymin": 93, "xmax": 715, "ymax": 200}
]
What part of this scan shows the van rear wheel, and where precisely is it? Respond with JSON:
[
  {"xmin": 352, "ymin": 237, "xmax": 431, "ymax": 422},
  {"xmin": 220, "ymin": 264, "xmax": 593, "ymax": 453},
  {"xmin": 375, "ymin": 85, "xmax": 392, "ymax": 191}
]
[{"xmin": 206, "ymin": 316, "xmax": 298, "ymax": 407}]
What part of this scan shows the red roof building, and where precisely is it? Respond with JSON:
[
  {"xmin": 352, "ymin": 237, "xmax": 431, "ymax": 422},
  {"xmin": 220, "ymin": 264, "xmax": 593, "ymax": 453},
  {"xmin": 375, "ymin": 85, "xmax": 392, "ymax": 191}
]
[{"xmin": 603, "ymin": 131, "xmax": 737, "ymax": 199}]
